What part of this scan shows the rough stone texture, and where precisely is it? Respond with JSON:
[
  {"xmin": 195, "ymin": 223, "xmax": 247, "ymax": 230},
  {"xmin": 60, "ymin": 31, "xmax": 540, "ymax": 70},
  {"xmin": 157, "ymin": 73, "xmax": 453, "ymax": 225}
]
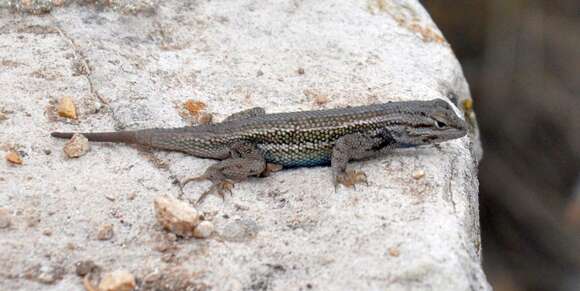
[{"xmin": 0, "ymin": 0, "xmax": 490, "ymax": 290}]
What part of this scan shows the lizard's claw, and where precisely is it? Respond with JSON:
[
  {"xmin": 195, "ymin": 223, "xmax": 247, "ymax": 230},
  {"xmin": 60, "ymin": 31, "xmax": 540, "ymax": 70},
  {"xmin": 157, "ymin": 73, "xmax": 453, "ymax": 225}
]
[
  {"xmin": 336, "ymin": 170, "xmax": 368, "ymax": 189},
  {"xmin": 216, "ymin": 179, "xmax": 235, "ymax": 197}
]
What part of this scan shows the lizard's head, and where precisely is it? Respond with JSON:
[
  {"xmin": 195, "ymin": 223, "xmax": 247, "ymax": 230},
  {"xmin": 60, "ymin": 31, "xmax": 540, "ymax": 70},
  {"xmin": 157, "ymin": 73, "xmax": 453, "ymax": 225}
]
[{"xmin": 395, "ymin": 99, "xmax": 468, "ymax": 146}]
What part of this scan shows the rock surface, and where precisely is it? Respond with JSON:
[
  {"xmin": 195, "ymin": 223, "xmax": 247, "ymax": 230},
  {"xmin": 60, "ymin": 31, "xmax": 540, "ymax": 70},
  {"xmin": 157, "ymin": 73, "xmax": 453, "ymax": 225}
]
[{"xmin": 0, "ymin": 0, "xmax": 489, "ymax": 290}]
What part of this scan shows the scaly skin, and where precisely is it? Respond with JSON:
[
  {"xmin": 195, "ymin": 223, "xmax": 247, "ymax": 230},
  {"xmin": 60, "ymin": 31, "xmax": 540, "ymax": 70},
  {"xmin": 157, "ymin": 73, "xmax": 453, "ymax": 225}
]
[{"xmin": 51, "ymin": 99, "xmax": 467, "ymax": 203}]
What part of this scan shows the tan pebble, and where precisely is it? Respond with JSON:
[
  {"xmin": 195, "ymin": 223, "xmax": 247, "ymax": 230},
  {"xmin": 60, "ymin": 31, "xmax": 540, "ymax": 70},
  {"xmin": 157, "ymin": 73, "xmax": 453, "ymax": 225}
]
[
  {"xmin": 98, "ymin": 270, "xmax": 136, "ymax": 291},
  {"xmin": 63, "ymin": 134, "xmax": 90, "ymax": 158},
  {"xmin": 96, "ymin": 224, "xmax": 114, "ymax": 241},
  {"xmin": 193, "ymin": 221, "xmax": 214, "ymax": 239},
  {"xmin": 57, "ymin": 96, "xmax": 77, "ymax": 119},
  {"xmin": 412, "ymin": 169, "xmax": 425, "ymax": 180},
  {"xmin": 388, "ymin": 247, "xmax": 400, "ymax": 257},
  {"xmin": 5, "ymin": 150, "xmax": 22, "ymax": 165},
  {"xmin": 0, "ymin": 208, "xmax": 11, "ymax": 228},
  {"xmin": 42, "ymin": 229, "xmax": 53, "ymax": 236},
  {"xmin": 183, "ymin": 100, "xmax": 207, "ymax": 116},
  {"xmin": 154, "ymin": 195, "xmax": 200, "ymax": 238},
  {"xmin": 297, "ymin": 67, "xmax": 305, "ymax": 75},
  {"xmin": 314, "ymin": 95, "xmax": 329, "ymax": 105},
  {"xmin": 304, "ymin": 89, "xmax": 329, "ymax": 106}
]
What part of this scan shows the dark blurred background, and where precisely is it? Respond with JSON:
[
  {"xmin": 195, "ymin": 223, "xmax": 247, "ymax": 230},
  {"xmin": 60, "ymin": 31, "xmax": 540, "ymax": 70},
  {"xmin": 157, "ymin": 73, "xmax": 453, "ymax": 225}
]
[{"xmin": 421, "ymin": 1, "xmax": 580, "ymax": 290}]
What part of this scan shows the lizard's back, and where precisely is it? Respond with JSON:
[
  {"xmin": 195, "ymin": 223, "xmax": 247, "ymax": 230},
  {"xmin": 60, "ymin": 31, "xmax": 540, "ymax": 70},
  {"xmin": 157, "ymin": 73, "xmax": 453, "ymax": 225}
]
[{"xmin": 156, "ymin": 101, "xmax": 424, "ymax": 167}]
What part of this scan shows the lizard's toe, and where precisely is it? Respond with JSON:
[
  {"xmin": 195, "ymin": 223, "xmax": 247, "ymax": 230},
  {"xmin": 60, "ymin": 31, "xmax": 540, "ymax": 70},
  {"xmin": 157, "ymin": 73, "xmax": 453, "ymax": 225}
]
[
  {"xmin": 181, "ymin": 175, "xmax": 206, "ymax": 187},
  {"xmin": 217, "ymin": 179, "xmax": 235, "ymax": 197}
]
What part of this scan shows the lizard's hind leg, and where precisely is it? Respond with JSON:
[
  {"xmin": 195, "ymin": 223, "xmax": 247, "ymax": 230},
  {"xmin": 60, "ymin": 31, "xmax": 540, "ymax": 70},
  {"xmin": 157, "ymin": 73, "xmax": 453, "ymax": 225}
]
[{"xmin": 182, "ymin": 142, "xmax": 266, "ymax": 204}]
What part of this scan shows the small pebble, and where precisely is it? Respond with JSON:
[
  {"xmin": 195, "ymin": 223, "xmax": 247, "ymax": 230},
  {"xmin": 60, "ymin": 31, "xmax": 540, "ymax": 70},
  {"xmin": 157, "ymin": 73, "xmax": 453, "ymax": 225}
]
[
  {"xmin": 0, "ymin": 208, "xmax": 12, "ymax": 228},
  {"xmin": 96, "ymin": 224, "xmax": 114, "ymax": 241},
  {"xmin": 5, "ymin": 150, "xmax": 22, "ymax": 165},
  {"xmin": 42, "ymin": 229, "xmax": 53, "ymax": 236},
  {"xmin": 412, "ymin": 169, "xmax": 425, "ymax": 180},
  {"xmin": 388, "ymin": 247, "xmax": 400, "ymax": 257},
  {"xmin": 57, "ymin": 96, "xmax": 77, "ymax": 119},
  {"xmin": 297, "ymin": 67, "xmax": 305, "ymax": 75},
  {"xmin": 304, "ymin": 89, "xmax": 329, "ymax": 106},
  {"xmin": 183, "ymin": 100, "xmax": 206, "ymax": 116},
  {"xmin": 63, "ymin": 134, "xmax": 90, "ymax": 158},
  {"xmin": 193, "ymin": 221, "xmax": 215, "ymax": 239},
  {"xmin": 154, "ymin": 195, "xmax": 200, "ymax": 238},
  {"xmin": 98, "ymin": 270, "xmax": 136, "ymax": 291}
]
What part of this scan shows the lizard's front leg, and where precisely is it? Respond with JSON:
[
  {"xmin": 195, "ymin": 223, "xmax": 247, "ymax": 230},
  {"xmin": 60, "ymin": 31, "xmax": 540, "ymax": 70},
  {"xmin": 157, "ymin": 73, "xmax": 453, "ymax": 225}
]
[
  {"xmin": 182, "ymin": 142, "xmax": 266, "ymax": 203},
  {"xmin": 331, "ymin": 131, "xmax": 396, "ymax": 188}
]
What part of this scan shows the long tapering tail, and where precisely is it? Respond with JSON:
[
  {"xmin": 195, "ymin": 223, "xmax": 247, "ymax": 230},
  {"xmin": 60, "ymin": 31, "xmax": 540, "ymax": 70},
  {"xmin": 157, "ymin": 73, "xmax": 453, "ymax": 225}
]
[{"xmin": 50, "ymin": 131, "xmax": 139, "ymax": 144}]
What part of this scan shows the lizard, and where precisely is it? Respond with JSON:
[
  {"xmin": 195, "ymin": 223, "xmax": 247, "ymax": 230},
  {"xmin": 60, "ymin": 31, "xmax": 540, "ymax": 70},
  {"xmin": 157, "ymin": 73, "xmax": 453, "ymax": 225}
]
[{"xmin": 51, "ymin": 98, "xmax": 467, "ymax": 203}]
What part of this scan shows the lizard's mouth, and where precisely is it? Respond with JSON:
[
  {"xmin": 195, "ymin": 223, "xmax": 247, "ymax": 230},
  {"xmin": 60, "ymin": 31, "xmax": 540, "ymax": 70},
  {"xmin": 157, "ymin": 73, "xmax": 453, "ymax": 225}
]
[
  {"xmin": 411, "ymin": 127, "xmax": 467, "ymax": 144},
  {"xmin": 438, "ymin": 127, "xmax": 467, "ymax": 140}
]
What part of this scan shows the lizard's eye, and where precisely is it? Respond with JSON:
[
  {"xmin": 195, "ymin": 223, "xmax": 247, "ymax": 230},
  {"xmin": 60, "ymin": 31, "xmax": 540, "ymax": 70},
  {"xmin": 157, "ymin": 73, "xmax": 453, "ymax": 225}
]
[{"xmin": 435, "ymin": 120, "xmax": 447, "ymax": 129}]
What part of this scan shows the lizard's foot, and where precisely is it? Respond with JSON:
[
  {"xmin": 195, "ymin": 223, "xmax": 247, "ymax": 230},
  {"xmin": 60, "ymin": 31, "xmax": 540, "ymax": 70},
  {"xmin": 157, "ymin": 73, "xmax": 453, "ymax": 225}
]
[
  {"xmin": 181, "ymin": 175, "xmax": 235, "ymax": 204},
  {"xmin": 197, "ymin": 179, "xmax": 235, "ymax": 204},
  {"xmin": 335, "ymin": 170, "xmax": 368, "ymax": 189}
]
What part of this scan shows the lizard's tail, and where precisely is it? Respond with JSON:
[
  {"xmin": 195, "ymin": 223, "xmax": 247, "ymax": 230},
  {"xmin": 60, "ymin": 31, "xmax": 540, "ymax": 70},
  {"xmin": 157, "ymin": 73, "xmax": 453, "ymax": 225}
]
[{"xmin": 50, "ymin": 131, "xmax": 139, "ymax": 144}]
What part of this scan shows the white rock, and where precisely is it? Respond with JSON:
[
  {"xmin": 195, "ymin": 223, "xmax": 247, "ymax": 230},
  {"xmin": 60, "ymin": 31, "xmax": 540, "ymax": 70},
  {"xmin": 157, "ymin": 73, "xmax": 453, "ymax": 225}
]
[
  {"xmin": 0, "ymin": 0, "xmax": 489, "ymax": 290},
  {"xmin": 193, "ymin": 220, "xmax": 215, "ymax": 239},
  {"xmin": 63, "ymin": 133, "xmax": 90, "ymax": 158},
  {"xmin": 154, "ymin": 195, "xmax": 200, "ymax": 238}
]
